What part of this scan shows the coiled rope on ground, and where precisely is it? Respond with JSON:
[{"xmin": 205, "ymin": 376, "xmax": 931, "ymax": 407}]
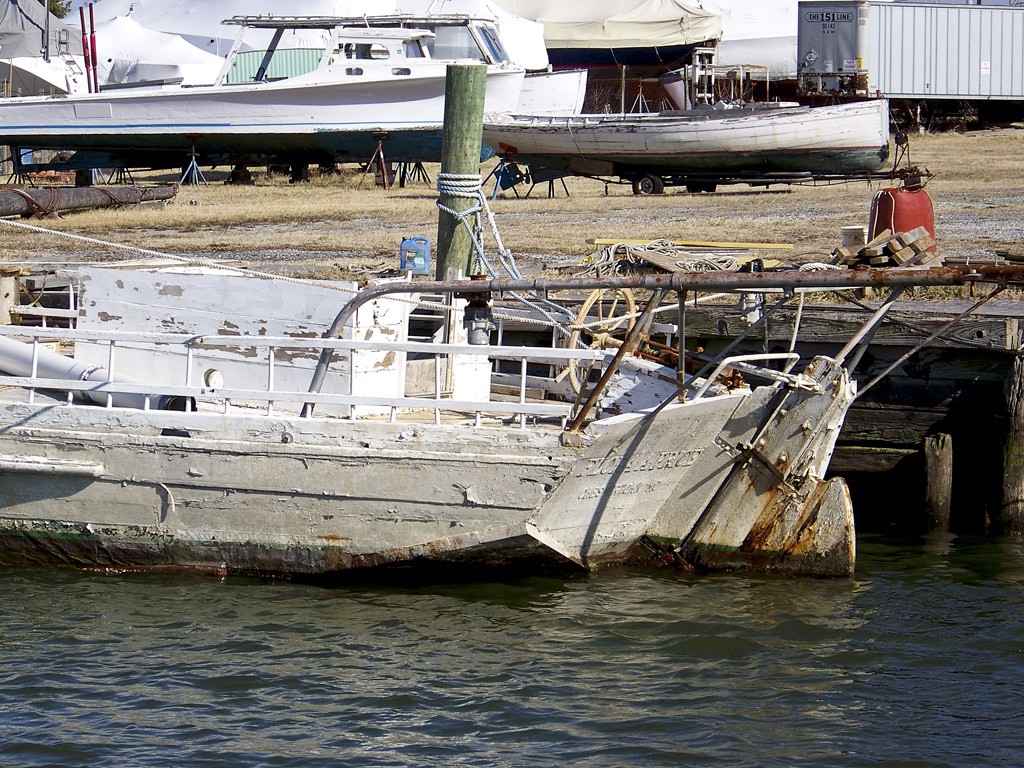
[{"xmin": 574, "ymin": 239, "xmax": 743, "ymax": 278}]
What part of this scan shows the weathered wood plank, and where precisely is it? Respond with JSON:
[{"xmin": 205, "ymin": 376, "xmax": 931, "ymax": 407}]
[
  {"xmin": 0, "ymin": 270, "xmax": 18, "ymax": 326},
  {"xmin": 678, "ymin": 303, "xmax": 1016, "ymax": 352},
  {"xmin": 840, "ymin": 404, "xmax": 949, "ymax": 445},
  {"xmin": 830, "ymin": 445, "xmax": 917, "ymax": 473}
]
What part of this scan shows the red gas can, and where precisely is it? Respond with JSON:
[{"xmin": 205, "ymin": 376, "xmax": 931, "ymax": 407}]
[{"xmin": 868, "ymin": 186, "xmax": 936, "ymax": 252}]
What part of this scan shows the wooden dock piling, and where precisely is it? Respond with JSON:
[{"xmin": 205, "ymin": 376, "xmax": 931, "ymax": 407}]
[
  {"xmin": 435, "ymin": 64, "xmax": 487, "ymax": 281},
  {"xmin": 1000, "ymin": 354, "xmax": 1024, "ymax": 533},
  {"xmin": 924, "ymin": 433, "xmax": 953, "ymax": 530}
]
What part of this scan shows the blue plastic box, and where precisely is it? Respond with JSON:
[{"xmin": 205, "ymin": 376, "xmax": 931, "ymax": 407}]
[{"xmin": 400, "ymin": 236, "xmax": 431, "ymax": 275}]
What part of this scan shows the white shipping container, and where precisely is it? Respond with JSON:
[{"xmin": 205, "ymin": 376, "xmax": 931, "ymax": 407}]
[{"xmin": 798, "ymin": 1, "xmax": 1024, "ymax": 100}]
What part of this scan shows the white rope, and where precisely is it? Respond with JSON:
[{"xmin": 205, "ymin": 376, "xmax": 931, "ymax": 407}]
[
  {"xmin": 436, "ymin": 171, "xmax": 575, "ymax": 333},
  {"xmin": 797, "ymin": 262, "xmax": 845, "ymax": 271},
  {"xmin": 575, "ymin": 240, "xmax": 743, "ymax": 278},
  {"xmin": 436, "ymin": 172, "xmax": 483, "ymax": 198}
]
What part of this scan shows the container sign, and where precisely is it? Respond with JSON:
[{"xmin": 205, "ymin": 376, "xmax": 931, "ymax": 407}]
[
  {"xmin": 981, "ymin": 61, "xmax": 991, "ymax": 75},
  {"xmin": 823, "ymin": 59, "xmax": 834, "ymax": 72},
  {"xmin": 842, "ymin": 59, "xmax": 858, "ymax": 72},
  {"xmin": 803, "ymin": 11, "xmax": 855, "ymax": 22}
]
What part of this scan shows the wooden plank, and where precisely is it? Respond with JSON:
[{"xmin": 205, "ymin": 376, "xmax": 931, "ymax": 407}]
[
  {"xmin": 585, "ymin": 238, "xmax": 794, "ymax": 250},
  {"xmin": 8, "ymin": 306, "xmax": 79, "ymax": 319},
  {"xmin": 0, "ymin": 272, "xmax": 17, "ymax": 326},
  {"xmin": 674, "ymin": 305, "xmax": 1014, "ymax": 351},
  {"xmin": 832, "ymin": 244, "xmax": 860, "ymax": 262},
  {"xmin": 841, "ymin": 404, "xmax": 949, "ymax": 445},
  {"xmin": 908, "ymin": 234, "xmax": 936, "ymax": 254},
  {"xmin": 863, "ymin": 228, "xmax": 892, "ymax": 248},
  {"xmin": 829, "ymin": 445, "xmax": 917, "ymax": 473},
  {"xmin": 900, "ymin": 226, "xmax": 930, "ymax": 243},
  {"xmin": 891, "ymin": 245, "xmax": 919, "ymax": 265}
]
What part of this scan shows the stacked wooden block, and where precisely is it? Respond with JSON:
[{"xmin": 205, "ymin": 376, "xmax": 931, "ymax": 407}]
[{"xmin": 832, "ymin": 226, "xmax": 940, "ymax": 268}]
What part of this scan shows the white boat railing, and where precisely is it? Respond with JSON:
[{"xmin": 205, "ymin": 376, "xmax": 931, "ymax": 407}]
[{"xmin": 0, "ymin": 326, "xmax": 606, "ymax": 427}]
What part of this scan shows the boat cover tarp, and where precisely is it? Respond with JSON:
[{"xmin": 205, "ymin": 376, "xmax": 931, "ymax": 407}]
[
  {"xmin": 75, "ymin": 0, "xmax": 550, "ymax": 71},
  {"xmin": 0, "ymin": 0, "xmax": 84, "ymax": 57},
  {"xmin": 489, "ymin": 0, "xmax": 722, "ymax": 49},
  {"xmin": 78, "ymin": 0, "xmax": 381, "ymax": 55},
  {"xmin": 697, "ymin": 0, "xmax": 797, "ymax": 77},
  {"xmin": 95, "ymin": 15, "xmax": 225, "ymax": 86}
]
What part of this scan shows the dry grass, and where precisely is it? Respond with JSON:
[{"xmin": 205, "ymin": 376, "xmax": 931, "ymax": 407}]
[{"xmin": 0, "ymin": 128, "xmax": 1021, "ymax": 275}]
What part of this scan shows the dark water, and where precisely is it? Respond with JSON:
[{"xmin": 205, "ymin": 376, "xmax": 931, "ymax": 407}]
[{"xmin": 2, "ymin": 533, "xmax": 1024, "ymax": 768}]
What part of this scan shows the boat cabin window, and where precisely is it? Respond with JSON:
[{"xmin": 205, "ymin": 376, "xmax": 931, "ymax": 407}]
[
  {"xmin": 428, "ymin": 26, "xmax": 484, "ymax": 62},
  {"xmin": 403, "ymin": 39, "xmax": 426, "ymax": 58},
  {"xmin": 341, "ymin": 42, "xmax": 392, "ymax": 60},
  {"xmin": 475, "ymin": 24, "xmax": 510, "ymax": 64}
]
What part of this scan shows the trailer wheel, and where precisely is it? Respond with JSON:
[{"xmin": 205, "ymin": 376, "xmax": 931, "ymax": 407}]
[{"xmin": 631, "ymin": 175, "xmax": 665, "ymax": 195}]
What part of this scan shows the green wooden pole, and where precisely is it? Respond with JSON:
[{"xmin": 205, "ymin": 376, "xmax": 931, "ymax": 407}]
[{"xmin": 435, "ymin": 63, "xmax": 487, "ymax": 280}]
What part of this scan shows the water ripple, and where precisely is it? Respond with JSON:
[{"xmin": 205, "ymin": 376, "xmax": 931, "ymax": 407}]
[{"xmin": 2, "ymin": 533, "xmax": 1024, "ymax": 767}]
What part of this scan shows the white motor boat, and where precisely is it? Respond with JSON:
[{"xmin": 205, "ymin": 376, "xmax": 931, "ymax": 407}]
[{"xmin": 0, "ymin": 15, "xmax": 526, "ymax": 168}]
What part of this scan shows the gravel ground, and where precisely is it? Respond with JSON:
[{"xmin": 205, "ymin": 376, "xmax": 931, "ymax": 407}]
[{"xmin": 3, "ymin": 128, "xmax": 1020, "ymax": 277}]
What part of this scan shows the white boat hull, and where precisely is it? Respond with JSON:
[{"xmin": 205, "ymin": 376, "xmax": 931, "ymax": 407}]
[
  {"xmin": 0, "ymin": 357, "xmax": 855, "ymax": 579},
  {"xmin": 0, "ymin": 63, "xmax": 525, "ymax": 163},
  {"xmin": 516, "ymin": 69, "xmax": 588, "ymax": 115},
  {"xmin": 0, "ymin": 392, "xmax": 854, "ymax": 578},
  {"xmin": 483, "ymin": 100, "xmax": 891, "ymax": 176},
  {"xmin": 0, "ymin": 267, "xmax": 860, "ymax": 580}
]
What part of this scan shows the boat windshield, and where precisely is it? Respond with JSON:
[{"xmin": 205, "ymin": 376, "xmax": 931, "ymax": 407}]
[{"xmin": 428, "ymin": 25, "xmax": 485, "ymax": 62}]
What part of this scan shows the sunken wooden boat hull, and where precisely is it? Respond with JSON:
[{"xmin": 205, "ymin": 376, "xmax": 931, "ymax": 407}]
[
  {"xmin": 0, "ymin": 268, "xmax": 856, "ymax": 581},
  {"xmin": 0, "ymin": 368, "xmax": 855, "ymax": 580}
]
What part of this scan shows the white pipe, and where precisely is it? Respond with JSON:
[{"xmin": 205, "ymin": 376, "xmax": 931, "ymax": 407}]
[{"xmin": 0, "ymin": 335, "xmax": 175, "ymax": 410}]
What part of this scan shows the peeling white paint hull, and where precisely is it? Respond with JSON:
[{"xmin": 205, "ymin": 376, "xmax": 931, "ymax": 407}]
[
  {"xmin": 0, "ymin": 355, "xmax": 856, "ymax": 580},
  {"xmin": 483, "ymin": 100, "xmax": 890, "ymax": 175},
  {"xmin": 0, "ymin": 266, "xmax": 862, "ymax": 581}
]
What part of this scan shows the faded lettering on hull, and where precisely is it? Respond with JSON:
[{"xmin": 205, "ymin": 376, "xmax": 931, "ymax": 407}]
[{"xmin": 531, "ymin": 396, "xmax": 745, "ymax": 562}]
